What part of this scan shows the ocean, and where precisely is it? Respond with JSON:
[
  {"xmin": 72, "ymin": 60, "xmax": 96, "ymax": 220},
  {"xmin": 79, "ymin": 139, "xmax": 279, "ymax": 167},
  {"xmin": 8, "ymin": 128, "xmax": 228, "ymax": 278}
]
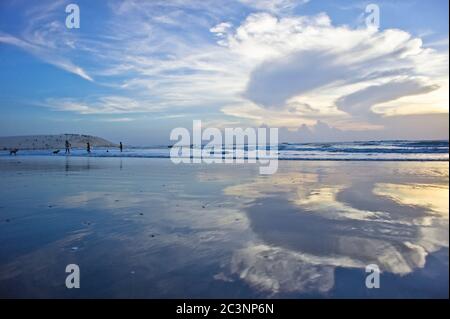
[{"xmin": 1, "ymin": 140, "xmax": 448, "ymax": 161}]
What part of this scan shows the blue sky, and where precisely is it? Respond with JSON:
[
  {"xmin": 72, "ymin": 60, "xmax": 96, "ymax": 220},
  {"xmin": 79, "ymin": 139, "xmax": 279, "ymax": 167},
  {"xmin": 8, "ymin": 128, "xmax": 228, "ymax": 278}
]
[{"xmin": 0, "ymin": 0, "xmax": 448, "ymax": 145}]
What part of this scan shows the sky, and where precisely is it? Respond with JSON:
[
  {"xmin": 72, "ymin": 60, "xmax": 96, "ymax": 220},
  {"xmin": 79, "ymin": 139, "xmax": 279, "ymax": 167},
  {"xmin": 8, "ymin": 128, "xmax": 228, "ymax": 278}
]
[{"xmin": 0, "ymin": 0, "xmax": 448, "ymax": 145}]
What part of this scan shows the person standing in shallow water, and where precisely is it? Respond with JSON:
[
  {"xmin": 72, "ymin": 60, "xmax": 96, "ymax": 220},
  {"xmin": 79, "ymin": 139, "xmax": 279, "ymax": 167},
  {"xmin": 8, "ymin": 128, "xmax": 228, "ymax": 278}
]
[
  {"xmin": 87, "ymin": 142, "xmax": 91, "ymax": 154},
  {"xmin": 119, "ymin": 142, "xmax": 123, "ymax": 152},
  {"xmin": 65, "ymin": 140, "xmax": 71, "ymax": 154}
]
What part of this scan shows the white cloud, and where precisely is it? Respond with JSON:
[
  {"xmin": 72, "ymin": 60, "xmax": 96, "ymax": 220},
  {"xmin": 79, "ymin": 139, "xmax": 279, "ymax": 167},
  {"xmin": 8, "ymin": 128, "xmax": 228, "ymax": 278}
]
[
  {"xmin": 45, "ymin": 96, "xmax": 157, "ymax": 114},
  {"xmin": 0, "ymin": 32, "xmax": 93, "ymax": 81},
  {"xmin": 238, "ymin": 0, "xmax": 309, "ymax": 15},
  {"xmin": 210, "ymin": 22, "xmax": 233, "ymax": 34},
  {"xmin": 216, "ymin": 12, "xmax": 448, "ymax": 129},
  {"xmin": 0, "ymin": 0, "xmax": 94, "ymax": 82}
]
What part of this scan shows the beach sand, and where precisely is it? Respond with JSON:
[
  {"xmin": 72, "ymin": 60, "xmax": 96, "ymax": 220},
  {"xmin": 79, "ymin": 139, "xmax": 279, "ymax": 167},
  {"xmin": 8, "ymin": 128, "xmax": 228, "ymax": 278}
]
[{"xmin": 0, "ymin": 156, "xmax": 448, "ymax": 298}]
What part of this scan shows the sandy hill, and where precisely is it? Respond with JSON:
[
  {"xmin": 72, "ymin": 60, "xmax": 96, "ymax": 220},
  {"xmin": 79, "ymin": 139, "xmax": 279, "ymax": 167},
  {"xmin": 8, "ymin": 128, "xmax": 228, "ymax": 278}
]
[{"xmin": 0, "ymin": 134, "xmax": 117, "ymax": 150}]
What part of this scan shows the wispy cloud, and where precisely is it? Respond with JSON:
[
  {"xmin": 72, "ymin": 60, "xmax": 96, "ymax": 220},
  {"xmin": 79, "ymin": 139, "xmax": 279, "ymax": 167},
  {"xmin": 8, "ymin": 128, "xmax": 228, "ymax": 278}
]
[
  {"xmin": 0, "ymin": 0, "xmax": 94, "ymax": 81},
  {"xmin": 0, "ymin": 32, "xmax": 93, "ymax": 81},
  {"xmin": 44, "ymin": 96, "xmax": 163, "ymax": 114},
  {"xmin": 97, "ymin": 117, "xmax": 135, "ymax": 122},
  {"xmin": 237, "ymin": 0, "xmax": 309, "ymax": 15}
]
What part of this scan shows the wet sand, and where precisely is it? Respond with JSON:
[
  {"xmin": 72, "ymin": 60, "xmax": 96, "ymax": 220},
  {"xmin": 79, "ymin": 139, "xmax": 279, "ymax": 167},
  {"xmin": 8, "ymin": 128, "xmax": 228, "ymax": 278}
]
[{"xmin": 0, "ymin": 156, "xmax": 448, "ymax": 298}]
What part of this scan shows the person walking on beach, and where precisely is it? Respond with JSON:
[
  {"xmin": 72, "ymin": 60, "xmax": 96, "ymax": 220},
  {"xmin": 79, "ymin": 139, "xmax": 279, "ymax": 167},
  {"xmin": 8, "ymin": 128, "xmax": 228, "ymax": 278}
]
[
  {"xmin": 65, "ymin": 140, "xmax": 71, "ymax": 154},
  {"xmin": 87, "ymin": 142, "xmax": 91, "ymax": 154},
  {"xmin": 119, "ymin": 142, "xmax": 123, "ymax": 152}
]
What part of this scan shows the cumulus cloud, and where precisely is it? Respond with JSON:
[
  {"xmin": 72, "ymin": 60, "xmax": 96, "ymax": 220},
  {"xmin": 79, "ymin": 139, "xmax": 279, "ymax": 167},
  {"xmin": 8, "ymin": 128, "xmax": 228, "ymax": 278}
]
[
  {"xmin": 244, "ymin": 50, "xmax": 347, "ymax": 108},
  {"xmin": 218, "ymin": 12, "xmax": 447, "ymax": 128}
]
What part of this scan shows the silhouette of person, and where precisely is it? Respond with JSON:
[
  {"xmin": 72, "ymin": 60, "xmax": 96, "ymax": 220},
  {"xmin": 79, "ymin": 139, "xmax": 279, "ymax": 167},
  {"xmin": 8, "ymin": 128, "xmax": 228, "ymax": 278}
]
[
  {"xmin": 87, "ymin": 142, "xmax": 91, "ymax": 154},
  {"xmin": 65, "ymin": 140, "xmax": 71, "ymax": 154},
  {"xmin": 119, "ymin": 142, "xmax": 123, "ymax": 152}
]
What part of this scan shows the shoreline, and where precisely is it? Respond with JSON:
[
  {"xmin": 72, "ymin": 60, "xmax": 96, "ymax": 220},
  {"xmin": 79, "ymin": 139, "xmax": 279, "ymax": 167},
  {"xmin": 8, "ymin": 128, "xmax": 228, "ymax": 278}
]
[{"xmin": 1, "ymin": 154, "xmax": 448, "ymax": 162}]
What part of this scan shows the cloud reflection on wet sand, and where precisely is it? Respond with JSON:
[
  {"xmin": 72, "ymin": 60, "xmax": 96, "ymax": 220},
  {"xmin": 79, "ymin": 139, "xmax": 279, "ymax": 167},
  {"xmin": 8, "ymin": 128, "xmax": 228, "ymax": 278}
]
[
  {"xmin": 0, "ymin": 158, "xmax": 448, "ymax": 297},
  {"xmin": 222, "ymin": 162, "xmax": 448, "ymax": 295}
]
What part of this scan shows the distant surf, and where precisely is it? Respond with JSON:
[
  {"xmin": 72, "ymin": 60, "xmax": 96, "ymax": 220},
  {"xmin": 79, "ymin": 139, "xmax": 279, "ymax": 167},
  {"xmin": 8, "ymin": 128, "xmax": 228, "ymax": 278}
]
[{"xmin": 0, "ymin": 140, "xmax": 448, "ymax": 161}]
